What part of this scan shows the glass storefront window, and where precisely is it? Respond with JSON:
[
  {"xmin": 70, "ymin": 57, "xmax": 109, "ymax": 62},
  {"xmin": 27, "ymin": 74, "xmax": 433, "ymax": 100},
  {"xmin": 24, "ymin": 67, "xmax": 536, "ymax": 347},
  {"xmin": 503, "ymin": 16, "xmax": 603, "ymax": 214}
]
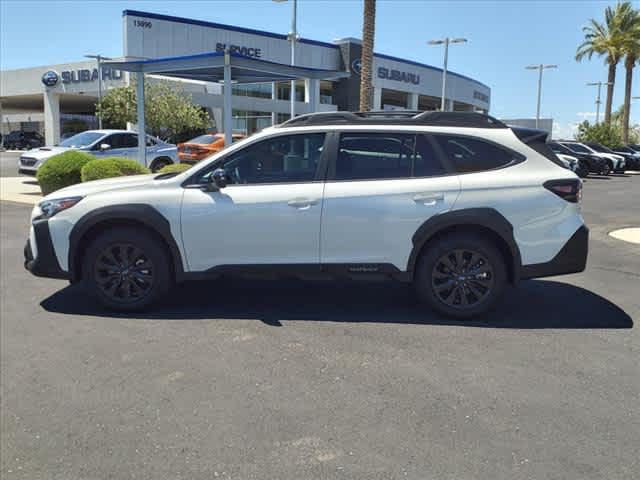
[
  {"xmin": 232, "ymin": 83, "xmax": 272, "ymax": 99},
  {"xmin": 232, "ymin": 110, "xmax": 273, "ymax": 135},
  {"xmin": 276, "ymin": 80, "xmax": 305, "ymax": 102}
]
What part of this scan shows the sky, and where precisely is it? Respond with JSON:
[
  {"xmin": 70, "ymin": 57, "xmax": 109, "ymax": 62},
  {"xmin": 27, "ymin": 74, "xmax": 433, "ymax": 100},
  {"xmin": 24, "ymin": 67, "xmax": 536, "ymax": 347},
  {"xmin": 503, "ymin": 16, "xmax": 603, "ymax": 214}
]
[{"xmin": 1, "ymin": 0, "xmax": 639, "ymax": 137}]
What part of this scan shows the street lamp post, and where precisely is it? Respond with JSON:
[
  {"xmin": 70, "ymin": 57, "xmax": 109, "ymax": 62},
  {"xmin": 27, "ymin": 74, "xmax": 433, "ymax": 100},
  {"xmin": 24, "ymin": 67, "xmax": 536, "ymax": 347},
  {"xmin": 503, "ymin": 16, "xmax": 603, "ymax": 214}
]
[
  {"xmin": 428, "ymin": 37, "xmax": 467, "ymax": 112},
  {"xmin": 586, "ymin": 81, "xmax": 613, "ymax": 123},
  {"xmin": 525, "ymin": 64, "xmax": 557, "ymax": 129},
  {"xmin": 85, "ymin": 54, "xmax": 112, "ymax": 129},
  {"xmin": 274, "ymin": 0, "xmax": 298, "ymax": 119}
]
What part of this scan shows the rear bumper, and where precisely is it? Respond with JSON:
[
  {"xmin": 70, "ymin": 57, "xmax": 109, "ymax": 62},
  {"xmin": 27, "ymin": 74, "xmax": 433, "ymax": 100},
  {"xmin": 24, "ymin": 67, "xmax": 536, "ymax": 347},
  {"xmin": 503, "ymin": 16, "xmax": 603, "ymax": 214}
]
[
  {"xmin": 520, "ymin": 225, "xmax": 588, "ymax": 280},
  {"xmin": 24, "ymin": 220, "xmax": 69, "ymax": 280}
]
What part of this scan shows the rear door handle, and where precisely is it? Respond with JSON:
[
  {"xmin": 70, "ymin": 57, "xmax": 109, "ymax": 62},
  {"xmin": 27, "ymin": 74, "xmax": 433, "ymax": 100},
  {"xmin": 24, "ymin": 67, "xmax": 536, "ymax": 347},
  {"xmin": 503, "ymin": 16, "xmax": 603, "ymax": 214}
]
[
  {"xmin": 413, "ymin": 193, "xmax": 444, "ymax": 204},
  {"xmin": 287, "ymin": 198, "xmax": 318, "ymax": 209}
]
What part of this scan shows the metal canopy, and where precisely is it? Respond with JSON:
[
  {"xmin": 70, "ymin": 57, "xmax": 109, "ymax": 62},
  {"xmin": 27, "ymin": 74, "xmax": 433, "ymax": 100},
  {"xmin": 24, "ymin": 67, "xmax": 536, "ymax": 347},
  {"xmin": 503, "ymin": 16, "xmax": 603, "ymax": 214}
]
[
  {"xmin": 103, "ymin": 51, "xmax": 348, "ymax": 166},
  {"xmin": 105, "ymin": 51, "xmax": 349, "ymax": 83}
]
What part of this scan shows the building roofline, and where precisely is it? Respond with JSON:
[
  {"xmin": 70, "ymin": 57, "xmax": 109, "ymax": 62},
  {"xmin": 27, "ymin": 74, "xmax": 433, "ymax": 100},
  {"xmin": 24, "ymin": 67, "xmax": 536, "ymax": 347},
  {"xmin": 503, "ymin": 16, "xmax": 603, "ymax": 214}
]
[{"xmin": 122, "ymin": 9, "xmax": 490, "ymax": 92}]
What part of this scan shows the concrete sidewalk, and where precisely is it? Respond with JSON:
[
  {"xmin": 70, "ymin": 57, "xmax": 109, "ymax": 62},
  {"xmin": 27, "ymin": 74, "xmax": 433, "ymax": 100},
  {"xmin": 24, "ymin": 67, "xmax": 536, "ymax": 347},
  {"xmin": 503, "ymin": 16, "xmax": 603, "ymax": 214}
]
[{"xmin": 0, "ymin": 176, "xmax": 42, "ymax": 204}]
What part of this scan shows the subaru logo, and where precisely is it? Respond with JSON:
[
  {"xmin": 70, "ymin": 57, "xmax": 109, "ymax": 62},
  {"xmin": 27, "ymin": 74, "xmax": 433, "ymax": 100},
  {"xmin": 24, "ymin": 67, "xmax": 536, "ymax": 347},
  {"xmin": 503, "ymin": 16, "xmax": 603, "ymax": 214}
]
[
  {"xmin": 351, "ymin": 58, "xmax": 362, "ymax": 75},
  {"xmin": 41, "ymin": 71, "xmax": 59, "ymax": 87}
]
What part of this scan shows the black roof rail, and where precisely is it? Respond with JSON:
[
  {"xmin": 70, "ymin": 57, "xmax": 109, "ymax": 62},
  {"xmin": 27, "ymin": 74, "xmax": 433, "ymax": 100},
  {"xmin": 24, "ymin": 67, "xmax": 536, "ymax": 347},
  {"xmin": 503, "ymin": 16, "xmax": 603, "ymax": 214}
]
[{"xmin": 276, "ymin": 110, "xmax": 508, "ymax": 129}]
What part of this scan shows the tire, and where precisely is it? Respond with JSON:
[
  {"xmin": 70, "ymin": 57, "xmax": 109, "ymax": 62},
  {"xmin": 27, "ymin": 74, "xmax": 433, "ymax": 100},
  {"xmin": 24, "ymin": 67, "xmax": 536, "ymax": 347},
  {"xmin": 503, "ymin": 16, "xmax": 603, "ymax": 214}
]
[
  {"xmin": 414, "ymin": 233, "xmax": 507, "ymax": 319},
  {"xmin": 81, "ymin": 227, "xmax": 172, "ymax": 311},
  {"xmin": 150, "ymin": 157, "xmax": 173, "ymax": 173},
  {"xmin": 601, "ymin": 162, "xmax": 611, "ymax": 175},
  {"xmin": 576, "ymin": 162, "xmax": 589, "ymax": 178}
]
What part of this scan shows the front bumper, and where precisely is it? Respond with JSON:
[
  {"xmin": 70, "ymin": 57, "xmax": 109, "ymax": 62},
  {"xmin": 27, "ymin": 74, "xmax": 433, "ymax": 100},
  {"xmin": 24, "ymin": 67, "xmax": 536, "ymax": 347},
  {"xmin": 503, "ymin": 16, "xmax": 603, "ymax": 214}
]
[
  {"xmin": 520, "ymin": 225, "xmax": 589, "ymax": 280},
  {"xmin": 24, "ymin": 220, "xmax": 69, "ymax": 280}
]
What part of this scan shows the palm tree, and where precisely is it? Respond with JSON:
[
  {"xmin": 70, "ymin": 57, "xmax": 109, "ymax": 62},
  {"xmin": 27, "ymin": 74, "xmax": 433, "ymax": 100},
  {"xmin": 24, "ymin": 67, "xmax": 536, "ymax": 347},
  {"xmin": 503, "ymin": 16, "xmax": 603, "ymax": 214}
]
[
  {"xmin": 576, "ymin": 3, "xmax": 627, "ymax": 124},
  {"xmin": 618, "ymin": 3, "xmax": 640, "ymax": 142},
  {"xmin": 359, "ymin": 0, "xmax": 376, "ymax": 111}
]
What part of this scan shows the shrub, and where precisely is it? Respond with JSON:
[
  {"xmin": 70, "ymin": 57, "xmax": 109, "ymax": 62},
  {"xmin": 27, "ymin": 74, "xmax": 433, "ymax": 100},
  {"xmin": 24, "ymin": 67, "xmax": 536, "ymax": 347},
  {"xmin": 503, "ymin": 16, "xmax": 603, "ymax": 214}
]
[
  {"xmin": 157, "ymin": 163, "xmax": 192, "ymax": 174},
  {"xmin": 36, "ymin": 150, "xmax": 95, "ymax": 195},
  {"xmin": 81, "ymin": 157, "xmax": 150, "ymax": 182},
  {"xmin": 575, "ymin": 120, "xmax": 623, "ymax": 148}
]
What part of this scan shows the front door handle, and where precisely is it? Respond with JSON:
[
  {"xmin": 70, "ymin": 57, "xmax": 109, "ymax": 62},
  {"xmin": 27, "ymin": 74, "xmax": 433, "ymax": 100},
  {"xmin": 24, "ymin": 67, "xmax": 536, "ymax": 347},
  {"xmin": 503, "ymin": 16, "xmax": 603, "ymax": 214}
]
[
  {"xmin": 413, "ymin": 193, "xmax": 444, "ymax": 205},
  {"xmin": 287, "ymin": 198, "xmax": 318, "ymax": 209}
]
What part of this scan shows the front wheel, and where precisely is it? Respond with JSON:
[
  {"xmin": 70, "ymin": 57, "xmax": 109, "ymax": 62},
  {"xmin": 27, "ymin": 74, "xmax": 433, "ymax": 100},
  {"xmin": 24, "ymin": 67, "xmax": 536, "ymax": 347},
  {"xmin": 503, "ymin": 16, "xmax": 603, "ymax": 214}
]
[
  {"xmin": 576, "ymin": 161, "xmax": 589, "ymax": 178},
  {"xmin": 600, "ymin": 163, "xmax": 611, "ymax": 175},
  {"xmin": 82, "ymin": 227, "xmax": 171, "ymax": 311},
  {"xmin": 414, "ymin": 233, "xmax": 507, "ymax": 319}
]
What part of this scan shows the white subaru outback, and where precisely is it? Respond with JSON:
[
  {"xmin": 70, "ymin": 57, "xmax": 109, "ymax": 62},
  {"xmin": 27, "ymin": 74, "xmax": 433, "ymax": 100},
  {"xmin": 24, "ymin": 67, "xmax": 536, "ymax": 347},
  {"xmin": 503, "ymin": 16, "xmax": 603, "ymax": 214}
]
[{"xmin": 24, "ymin": 112, "xmax": 588, "ymax": 319}]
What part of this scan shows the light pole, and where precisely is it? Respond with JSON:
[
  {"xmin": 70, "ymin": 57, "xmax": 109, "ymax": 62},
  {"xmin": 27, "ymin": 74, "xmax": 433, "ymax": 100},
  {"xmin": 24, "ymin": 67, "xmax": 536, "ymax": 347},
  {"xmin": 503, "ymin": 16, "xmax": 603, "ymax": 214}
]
[
  {"xmin": 428, "ymin": 37, "xmax": 467, "ymax": 112},
  {"xmin": 525, "ymin": 64, "xmax": 557, "ymax": 128},
  {"xmin": 586, "ymin": 81, "xmax": 613, "ymax": 123},
  {"xmin": 85, "ymin": 54, "xmax": 112, "ymax": 129},
  {"xmin": 274, "ymin": 0, "xmax": 298, "ymax": 119}
]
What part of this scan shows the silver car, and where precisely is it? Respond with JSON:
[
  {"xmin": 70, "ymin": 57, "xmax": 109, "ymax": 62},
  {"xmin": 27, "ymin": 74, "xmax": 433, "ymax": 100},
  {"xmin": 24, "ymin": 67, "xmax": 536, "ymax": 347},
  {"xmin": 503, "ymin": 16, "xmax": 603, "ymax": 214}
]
[{"xmin": 18, "ymin": 130, "xmax": 179, "ymax": 174}]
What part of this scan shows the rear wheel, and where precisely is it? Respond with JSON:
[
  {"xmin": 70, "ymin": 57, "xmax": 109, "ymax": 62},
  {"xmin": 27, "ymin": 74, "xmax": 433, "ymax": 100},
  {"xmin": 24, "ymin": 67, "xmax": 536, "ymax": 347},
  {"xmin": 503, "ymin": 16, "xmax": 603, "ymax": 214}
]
[
  {"xmin": 82, "ymin": 227, "xmax": 171, "ymax": 311},
  {"xmin": 150, "ymin": 157, "xmax": 173, "ymax": 173},
  {"xmin": 414, "ymin": 233, "xmax": 507, "ymax": 319}
]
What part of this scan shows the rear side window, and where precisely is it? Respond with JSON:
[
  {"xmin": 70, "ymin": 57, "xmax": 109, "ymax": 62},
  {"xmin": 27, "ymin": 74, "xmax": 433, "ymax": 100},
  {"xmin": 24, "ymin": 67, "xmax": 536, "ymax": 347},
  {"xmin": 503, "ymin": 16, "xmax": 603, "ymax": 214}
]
[
  {"xmin": 433, "ymin": 135, "xmax": 519, "ymax": 173},
  {"xmin": 335, "ymin": 133, "xmax": 446, "ymax": 180}
]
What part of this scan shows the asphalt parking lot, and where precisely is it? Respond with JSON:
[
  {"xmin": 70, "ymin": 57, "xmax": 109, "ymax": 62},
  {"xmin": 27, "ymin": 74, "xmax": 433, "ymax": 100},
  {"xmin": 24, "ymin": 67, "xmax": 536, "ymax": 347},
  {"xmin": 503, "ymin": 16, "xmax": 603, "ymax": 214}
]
[{"xmin": 1, "ymin": 157, "xmax": 638, "ymax": 479}]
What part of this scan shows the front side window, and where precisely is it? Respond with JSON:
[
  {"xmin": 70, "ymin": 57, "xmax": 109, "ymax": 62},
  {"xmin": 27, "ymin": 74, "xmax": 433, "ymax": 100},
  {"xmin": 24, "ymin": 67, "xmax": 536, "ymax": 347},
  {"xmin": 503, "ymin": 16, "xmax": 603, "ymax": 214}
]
[
  {"xmin": 203, "ymin": 133, "xmax": 326, "ymax": 185},
  {"xmin": 433, "ymin": 135, "xmax": 519, "ymax": 173}
]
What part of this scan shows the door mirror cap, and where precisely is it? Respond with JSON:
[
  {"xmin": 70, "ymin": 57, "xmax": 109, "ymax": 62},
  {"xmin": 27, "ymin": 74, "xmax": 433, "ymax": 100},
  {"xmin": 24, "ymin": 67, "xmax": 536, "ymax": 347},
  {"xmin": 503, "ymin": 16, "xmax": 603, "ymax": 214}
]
[{"xmin": 99, "ymin": 143, "xmax": 111, "ymax": 151}]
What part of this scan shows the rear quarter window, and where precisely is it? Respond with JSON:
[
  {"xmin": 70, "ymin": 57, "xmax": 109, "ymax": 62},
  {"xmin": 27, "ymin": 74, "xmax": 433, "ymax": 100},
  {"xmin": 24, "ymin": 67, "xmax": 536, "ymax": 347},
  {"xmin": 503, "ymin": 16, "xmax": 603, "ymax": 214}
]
[{"xmin": 433, "ymin": 135, "xmax": 521, "ymax": 173}]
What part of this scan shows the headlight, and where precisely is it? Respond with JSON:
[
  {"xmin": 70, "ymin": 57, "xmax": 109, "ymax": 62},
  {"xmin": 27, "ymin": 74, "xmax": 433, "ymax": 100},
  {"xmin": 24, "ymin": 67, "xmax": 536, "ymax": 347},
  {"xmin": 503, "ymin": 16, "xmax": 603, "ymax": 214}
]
[{"xmin": 36, "ymin": 196, "xmax": 83, "ymax": 220}]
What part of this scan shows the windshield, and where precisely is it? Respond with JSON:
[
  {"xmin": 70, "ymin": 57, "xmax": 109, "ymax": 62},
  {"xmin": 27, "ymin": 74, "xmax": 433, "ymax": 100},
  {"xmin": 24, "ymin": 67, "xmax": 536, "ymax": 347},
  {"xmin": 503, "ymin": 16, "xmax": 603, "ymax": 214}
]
[
  {"xmin": 187, "ymin": 134, "xmax": 220, "ymax": 145},
  {"xmin": 586, "ymin": 143, "xmax": 610, "ymax": 153},
  {"xmin": 563, "ymin": 143, "xmax": 592, "ymax": 154},
  {"xmin": 59, "ymin": 131, "xmax": 104, "ymax": 148}
]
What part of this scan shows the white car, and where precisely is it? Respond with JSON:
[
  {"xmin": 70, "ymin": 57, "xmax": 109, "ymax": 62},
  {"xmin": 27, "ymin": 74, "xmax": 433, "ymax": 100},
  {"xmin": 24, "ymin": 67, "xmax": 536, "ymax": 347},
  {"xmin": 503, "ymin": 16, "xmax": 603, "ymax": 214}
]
[
  {"xmin": 558, "ymin": 141, "xmax": 625, "ymax": 173},
  {"xmin": 24, "ymin": 111, "xmax": 588, "ymax": 319},
  {"xmin": 18, "ymin": 130, "xmax": 179, "ymax": 175}
]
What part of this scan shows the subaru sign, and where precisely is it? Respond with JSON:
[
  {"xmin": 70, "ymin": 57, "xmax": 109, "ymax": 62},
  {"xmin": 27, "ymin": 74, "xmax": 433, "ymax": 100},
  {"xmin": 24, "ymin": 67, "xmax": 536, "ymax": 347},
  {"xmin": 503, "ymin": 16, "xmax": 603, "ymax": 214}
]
[
  {"xmin": 41, "ymin": 71, "xmax": 59, "ymax": 87},
  {"xmin": 351, "ymin": 58, "xmax": 362, "ymax": 75}
]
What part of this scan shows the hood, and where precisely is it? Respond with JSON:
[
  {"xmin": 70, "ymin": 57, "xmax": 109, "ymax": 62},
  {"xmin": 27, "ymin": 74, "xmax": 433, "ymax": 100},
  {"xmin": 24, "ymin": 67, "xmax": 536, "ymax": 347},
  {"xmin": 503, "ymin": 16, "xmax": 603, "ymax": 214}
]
[
  {"xmin": 42, "ymin": 173, "xmax": 160, "ymax": 201},
  {"xmin": 20, "ymin": 146, "xmax": 73, "ymax": 160}
]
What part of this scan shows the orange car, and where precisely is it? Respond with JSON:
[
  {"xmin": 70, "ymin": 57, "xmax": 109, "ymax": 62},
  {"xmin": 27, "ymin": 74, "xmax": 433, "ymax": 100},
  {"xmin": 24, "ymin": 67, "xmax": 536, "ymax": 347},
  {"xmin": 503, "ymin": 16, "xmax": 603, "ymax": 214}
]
[{"xmin": 178, "ymin": 133, "xmax": 245, "ymax": 163}]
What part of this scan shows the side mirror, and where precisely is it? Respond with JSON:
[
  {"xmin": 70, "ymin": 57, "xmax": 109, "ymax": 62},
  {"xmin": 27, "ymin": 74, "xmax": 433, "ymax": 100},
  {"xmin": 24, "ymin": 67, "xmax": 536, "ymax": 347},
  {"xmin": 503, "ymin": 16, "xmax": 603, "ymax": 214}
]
[
  {"xmin": 99, "ymin": 143, "xmax": 111, "ymax": 151},
  {"xmin": 212, "ymin": 168, "xmax": 228, "ymax": 189}
]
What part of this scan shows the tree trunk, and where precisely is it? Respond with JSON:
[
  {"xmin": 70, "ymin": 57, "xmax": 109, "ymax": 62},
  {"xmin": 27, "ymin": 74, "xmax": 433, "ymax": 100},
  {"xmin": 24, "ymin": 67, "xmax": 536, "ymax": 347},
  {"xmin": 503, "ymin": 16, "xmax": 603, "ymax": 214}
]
[
  {"xmin": 622, "ymin": 56, "xmax": 634, "ymax": 143},
  {"xmin": 604, "ymin": 62, "xmax": 616, "ymax": 124},
  {"xmin": 359, "ymin": 0, "xmax": 376, "ymax": 111}
]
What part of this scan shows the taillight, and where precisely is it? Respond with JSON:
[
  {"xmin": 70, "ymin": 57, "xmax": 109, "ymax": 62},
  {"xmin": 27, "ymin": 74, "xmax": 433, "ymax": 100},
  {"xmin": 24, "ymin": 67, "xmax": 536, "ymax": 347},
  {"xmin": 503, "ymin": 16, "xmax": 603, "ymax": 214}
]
[{"xmin": 544, "ymin": 179, "xmax": 582, "ymax": 203}]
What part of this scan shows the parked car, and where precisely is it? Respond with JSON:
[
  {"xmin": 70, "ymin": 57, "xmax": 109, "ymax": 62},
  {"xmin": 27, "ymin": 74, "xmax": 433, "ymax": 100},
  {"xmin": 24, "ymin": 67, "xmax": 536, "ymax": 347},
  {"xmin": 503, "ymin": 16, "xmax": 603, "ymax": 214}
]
[
  {"xmin": 24, "ymin": 111, "xmax": 588, "ymax": 319},
  {"xmin": 18, "ymin": 130, "xmax": 179, "ymax": 175},
  {"xmin": 548, "ymin": 141, "xmax": 607, "ymax": 175},
  {"xmin": 626, "ymin": 144, "xmax": 640, "ymax": 153},
  {"xmin": 611, "ymin": 145, "xmax": 640, "ymax": 171},
  {"xmin": 178, "ymin": 133, "xmax": 245, "ymax": 164},
  {"xmin": 555, "ymin": 152, "xmax": 588, "ymax": 178},
  {"xmin": 580, "ymin": 142, "xmax": 626, "ymax": 173},
  {"xmin": 4, "ymin": 131, "xmax": 44, "ymax": 150}
]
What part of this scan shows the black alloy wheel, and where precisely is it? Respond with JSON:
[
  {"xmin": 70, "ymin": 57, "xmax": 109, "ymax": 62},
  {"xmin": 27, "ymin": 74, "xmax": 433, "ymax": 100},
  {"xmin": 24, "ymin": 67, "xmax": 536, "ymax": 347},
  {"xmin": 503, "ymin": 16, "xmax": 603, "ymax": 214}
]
[
  {"xmin": 431, "ymin": 249, "xmax": 494, "ymax": 309},
  {"xmin": 94, "ymin": 243, "xmax": 155, "ymax": 304}
]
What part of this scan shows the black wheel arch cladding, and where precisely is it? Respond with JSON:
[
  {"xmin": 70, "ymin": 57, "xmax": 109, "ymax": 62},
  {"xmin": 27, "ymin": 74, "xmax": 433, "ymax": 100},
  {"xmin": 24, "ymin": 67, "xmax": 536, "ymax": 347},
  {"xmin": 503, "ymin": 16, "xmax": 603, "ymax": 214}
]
[
  {"xmin": 68, "ymin": 204, "xmax": 185, "ymax": 283},
  {"xmin": 407, "ymin": 208, "xmax": 522, "ymax": 283}
]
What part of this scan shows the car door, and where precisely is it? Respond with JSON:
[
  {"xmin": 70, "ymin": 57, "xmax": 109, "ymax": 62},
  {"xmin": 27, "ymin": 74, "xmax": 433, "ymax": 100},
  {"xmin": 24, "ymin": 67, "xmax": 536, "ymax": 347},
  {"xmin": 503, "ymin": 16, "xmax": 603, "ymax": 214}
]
[
  {"xmin": 320, "ymin": 131, "xmax": 460, "ymax": 271},
  {"xmin": 94, "ymin": 133, "xmax": 128, "ymax": 158},
  {"xmin": 180, "ymin": 132, "xmax": 328, "ymax": 271}
]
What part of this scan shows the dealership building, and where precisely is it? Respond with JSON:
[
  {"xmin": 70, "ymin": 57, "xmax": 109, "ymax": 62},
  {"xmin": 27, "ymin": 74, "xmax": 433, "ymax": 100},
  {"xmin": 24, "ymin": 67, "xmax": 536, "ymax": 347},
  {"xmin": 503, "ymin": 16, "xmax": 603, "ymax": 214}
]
[{"xmin": 0, "ymin": 10, "xmax": 491, "ymax": 145}]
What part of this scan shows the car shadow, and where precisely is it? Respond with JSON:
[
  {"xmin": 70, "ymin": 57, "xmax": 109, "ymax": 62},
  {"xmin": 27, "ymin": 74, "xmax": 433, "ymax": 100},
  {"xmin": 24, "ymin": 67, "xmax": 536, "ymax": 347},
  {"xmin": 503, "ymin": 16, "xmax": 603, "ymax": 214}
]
[
  {"xmin": 40, "ymin": 278, "xmax": 633, "ymax": 329},
  {"xmin": 585, "ymin": 175, "xmax": 611, "ymax": 180}
]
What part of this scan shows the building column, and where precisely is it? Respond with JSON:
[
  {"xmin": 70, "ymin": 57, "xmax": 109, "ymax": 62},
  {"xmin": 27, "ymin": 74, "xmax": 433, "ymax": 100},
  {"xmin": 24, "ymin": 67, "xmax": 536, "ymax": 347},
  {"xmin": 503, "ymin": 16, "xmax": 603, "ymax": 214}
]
[
  {"xmin": 373, "ymin": 87, "xmax": 383, "ymax": 111},
  {"xmin": 305, "ymin": 78, "xmax": 320, "ymax": 113},
  {"xmin": 43, "ymin": 90, "xmax": 60, "ymax": 146},
  {"xmin": 136, "ymin": 72, "xmax": 147, "ymax": 166},
  {"xmin": 408, "ymin": 93, "xmax": 419, "ymax": 111},
  {"xmin": 271, "ymin": 82, "xmax": 278, "ymax": 125}
]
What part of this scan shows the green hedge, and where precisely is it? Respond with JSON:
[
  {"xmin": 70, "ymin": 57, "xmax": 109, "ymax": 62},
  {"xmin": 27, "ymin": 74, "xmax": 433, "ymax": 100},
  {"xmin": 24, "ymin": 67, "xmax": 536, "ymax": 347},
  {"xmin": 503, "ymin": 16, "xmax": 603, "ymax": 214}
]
[
  {"xmin": 36, "ymin": 150, "xmax": 95, "ymax": 195},
  {"xmin": 81, "ymin": 157, "xmax": 150, "ymax": 182},
  {"xmin": 157, "ymin": 163, "xmax": 192, "ymax": 174}
]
